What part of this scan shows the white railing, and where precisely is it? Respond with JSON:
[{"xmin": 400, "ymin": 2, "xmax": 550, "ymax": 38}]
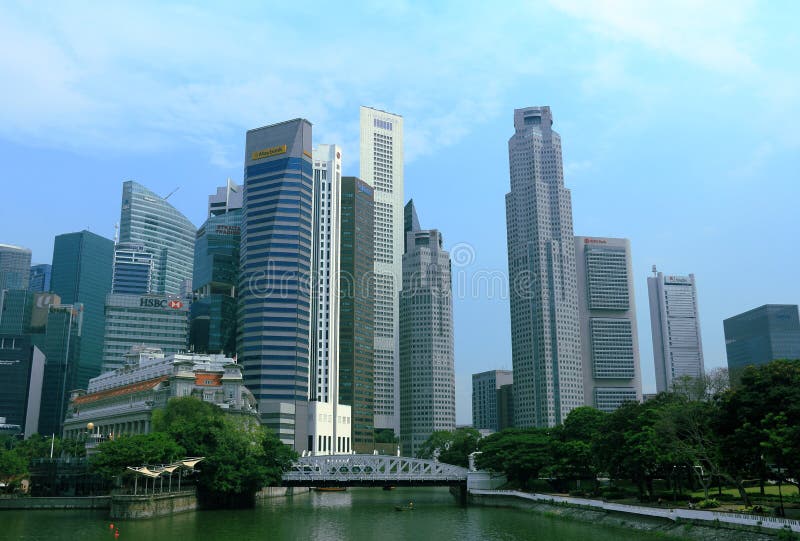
[
  {"xmin": 469, "ymin": 490, "xmax": 800, "ymax": 532},
  {"xmin": 282, "ymin": 454, "xmax": 468, "ymax": 484}
]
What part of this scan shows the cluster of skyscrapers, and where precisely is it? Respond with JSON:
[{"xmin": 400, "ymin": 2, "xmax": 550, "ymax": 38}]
[
  {"xmin": 0, "ymin": 106, "xmax": 457, "ymax": 457},
  {"xmin": 473, "ymin": 106, "xmax": 800, "ymax": 432}
]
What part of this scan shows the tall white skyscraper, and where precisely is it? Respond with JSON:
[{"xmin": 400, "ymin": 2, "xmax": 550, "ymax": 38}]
[
  {"xmin": 399, "ymin": 201, "xmax": 455, "ymax": 456},
  {"xmin": 648, "ymin": 269, "xmax": 705, "ymax": 392},
  {"xmin": 359, "ymin": 106, "xmax": 404, "ymax": 434},
  {"xmin": 307, "ymin": 145, "xmax": 351, "ymax": 455},
  {"xmin": 575, "ymin": 237, "xmax": 642, "ymax": 412},
  {"xmin": 505, "ymin": 106, "xmax": 583, "ymax": 427}
]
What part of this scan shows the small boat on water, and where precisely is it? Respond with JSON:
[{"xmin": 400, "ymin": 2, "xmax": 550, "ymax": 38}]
[
  {"xmin": 394, "ymin": 503, "xmax": 415, "ymax": 511},
  {"xmin": 314, "ymin": 487, "xmax": 347, "ymax": 492},
  {"xmin": 382, "ymin": 486, "xmax": 395, "ymax": 491}
]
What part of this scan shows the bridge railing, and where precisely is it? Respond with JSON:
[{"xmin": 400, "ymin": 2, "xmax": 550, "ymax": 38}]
[{"xmin": 282, "ymin": 454, "xmax": 468, "ymax": 484}]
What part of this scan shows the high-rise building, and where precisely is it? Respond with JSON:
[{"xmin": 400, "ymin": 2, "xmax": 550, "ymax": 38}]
[
  {"xmin": 0, "ymin": 289, "xmax": 34, "ymax": 334},
  {"xmin": 29, "ymin": 264, "xmax": 52, "ymax": 293},
  {"xmin": 240, "ymin": 119, "xmax": 313, "ymax": 449},
  {"xmin": 648, "ymin": 269, "xmax": 705, "ymax": 392},
  {"xmin": 101, "ymin": 293, "xmax": 189, "ymax": 372},
  {"xmin": 0, "ymin": 335, "xmax": 45, "ymax": 438},
  {"xmin": 472, "ymin": 370, "xmax": 513, "ymax": 431},
  {"xmin": 497, "ymin": 383, "xmax": 514, "ymax": 430},
  {"xmin": 399, "ymin": 201, "xmax": 455, "ymax": 456},
  {"xmin": 51, "ymin": 230, "xmax": 114, "ymax": 389},
  {"xmin": 190, "ymin": 181, "xmax": 242, "ymax": 357},
  {"xmin": 575, "ymin": 237, "xmax": 642, "ymax": 412},
  {"xmin": 118, "ymin": 181, "xmax": 196, "ymax": 296},
  {"xmin": 0, "ymin": 244, "xmax": 32, "ymax": 290},
  {"xmin": 359, "ymin": 106, "xmax": 404, "ymax": 435},
  {"xmin": 339, "ymin": 176, "xmax": 375, "ymax": 453},
  {"xmin": 111, "ymin": 243, "xmax": 155, "ymax": 295},
  {"xmin": 305, "ymin": 145, "xmax": 352, "ymax": 456},
  {"xmin": 505, "ymin": 106, "xmax": 583, "ymax": 427},
  {"xmin": 724, "ymin": 304, "xmax": 800, "ymax": 379}
]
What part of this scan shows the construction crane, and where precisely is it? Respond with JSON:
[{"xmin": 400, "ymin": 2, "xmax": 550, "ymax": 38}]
[{"xmin": 164, "ymin": 186, "xmax": 181, "ymax": 200}]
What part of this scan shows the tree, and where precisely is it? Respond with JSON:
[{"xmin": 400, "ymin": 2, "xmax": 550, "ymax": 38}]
[
  {"xmin": 549, "ymin": 407, "xmax": 606, "ymax": 491},
  {"xmin": 90, "ymin": 433, "xmax": 185, "ymax": 481},
  {"xmin": 417, "ymin": 428, "xmax": 481, "ymax": 467},
  {"xmin": 0, "ymin": 447, "xmax": 28, "ymax": 490},
  {"xmin": 477, "ymin": 428, "xmax": 553, "ymax": 489}
]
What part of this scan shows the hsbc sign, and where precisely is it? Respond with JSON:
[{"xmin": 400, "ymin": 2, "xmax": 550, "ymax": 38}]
[{"xmin": 139, "ymin": 297, "xmax": 184, "ymax": 310}]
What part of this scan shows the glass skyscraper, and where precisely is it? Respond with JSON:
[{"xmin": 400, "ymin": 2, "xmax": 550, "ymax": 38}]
[
  {"xmin": 119, "ymin": 181, "xmax": 196, "ymax": 295},
  {"xmin": 339, "ymin": 176, "xmax": 375, "ymax": 453},
  {"xmin": 29, "ymin": 264, "xmax": 52, "ymax": 293},
  {"xmin": 505, "ymin": 106, "xmax": 583, "ymax": 428},
  {"xmin": 724, "ymin": 304, "xmax": 800, "ymax": 380},
  {"xmin": 111, "ymin": 243, "xmax": 154, "ymax": 294},
  {"xmin": 191, "ymin": 181, "xmax": 242, "ymax": 357},
  {"xmin": 240, "ymin": 119, "xmax": 313, "ymax": 448},
  {"xmin": 0, "ymin": 244, "xmax": 32, "ymax": 290},
  {"xmin": 51, "ymin": 230, "xmax": 114, "ymax": 390}
]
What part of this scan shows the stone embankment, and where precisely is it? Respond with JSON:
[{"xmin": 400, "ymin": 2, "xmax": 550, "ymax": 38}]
[{"xmin": 470, "ymin": 489, "xmax": 800, "ymax": 541}]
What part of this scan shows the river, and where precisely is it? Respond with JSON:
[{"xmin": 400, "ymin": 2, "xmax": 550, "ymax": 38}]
[{"xmin": 2, "ymin": 488, "xmax": 681, "ymax": 540}]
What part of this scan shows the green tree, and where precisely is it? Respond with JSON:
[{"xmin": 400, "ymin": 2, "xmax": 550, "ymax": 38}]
[
  {"xmin": 549, "ymin": 407, "xmax": 607, "ymax": 491},
  {"xmin": 90, "ymin": 432, "xmax": 185, "ymax": 480},
  {"xmin": 417, "ymin": 428, "xmax": 481, "ymax": 467},
  {"xmin": 0, "ymin": 447, "xmax": 28, "ymax": 490},
  {"xmin": 476, "ymin": 428, "xmax": 553, "ymax": 489}
]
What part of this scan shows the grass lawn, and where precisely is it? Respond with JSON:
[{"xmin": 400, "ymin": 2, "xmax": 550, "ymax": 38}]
[{"xmin": 690, "ymin": 484, "xmax": 800, "ymax": 499}]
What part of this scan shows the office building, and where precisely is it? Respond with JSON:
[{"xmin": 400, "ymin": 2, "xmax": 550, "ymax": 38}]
[
  {"xmin": 0, "ymin": 289, "xmax": 34, "ymax": 334},
  {"xmin": 724, "ymin": 304, "xmax": 800, "ymax": 379},
  {"xmin": 0, "ymin": 244, "xmax": 32, "ymax": 290},
  {"xmin": 505, "ymin": 106, "xmax": 583, "ymax": 427},
  {"xmin": 111, "ymin": 243, "xmax": 155, "ymax": 294},
  {"xmin": 360, "ymin": 106, "xmax": 404, "ymax": 434},
  {"xmin": 399, "ymin": 201, "xmax": 455, "ymax": 456},
  {"xmin": 575, "ymin": 237, "xmax": 642, "ymax": 412},
  {"xmin": 339, "ymin": 176, "xmax": 375, "ymax": 453},
  {"xmin": 51, "ymin": 231, "xmax": 114, "ymax": 389},
  {"xmin": 29, "ymin": 264, "xmax": 52, "ymax": 293},
  {"xmin": 472, "ymin": 370, "xmax": 513, "ymax": 431},
  {"xmin": 101, "ymin": 293, "xmax": 189, "ymax": 372},
  {"xmin": 497, "ymin": 383, "xmax": 514, "ymax": 430},
  {"xmin": 63, "ymin": 349, "xmax": 257, "ymax": 440},
  {"xmin": 240, "ymin": 119, "xmax": 313, "ymax": 449},
  {"xmin": 648, "ymin": 269, "xmax": 705, "ymax": 392},
  {"xmin": 118, "ymin": 181, "xmax": 196, "ymax": 295},
  {"xmin": 0, "ymin": 335, "xmax": 45, "ymax": 438},
  {"xmin": 190, "ymin": 181, "xmax": 242, "ymax": 356}
]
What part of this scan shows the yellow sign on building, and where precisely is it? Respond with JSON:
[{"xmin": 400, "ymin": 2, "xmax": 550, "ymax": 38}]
[{"xmin": 251, "ymin": 144, "xmax": 287, "ymax": 161}]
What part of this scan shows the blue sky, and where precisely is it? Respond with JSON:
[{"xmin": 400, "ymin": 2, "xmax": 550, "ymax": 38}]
[{"xmin": 1, "ymin": 1, "xmax": 798, "ymax": 424}]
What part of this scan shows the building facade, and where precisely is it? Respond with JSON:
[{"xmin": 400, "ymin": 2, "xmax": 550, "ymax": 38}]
[
  {"xmin": 575, "ymin": 237, "xmax": 642, "ymax": 412},
  {"xmin": 240, "ymin": 119, "xmax": 313, "ymax": 449},
  {"xmin": 399, "ymin": 202, "xmax": 455, "ymax": 456},
  {"xmin": 648, "ymin": 269, "xmax": 705, "ymax": 392},
  {"xmin": 119, "ymin": 181, "xmax": 196, "ymax": 296},
  {"xmin": 0, "ymin": 335, "xmax": 45, "ymax": 438},
  {"xmin": 0, "ymin": 244, "xmax": 32, "ymax": 290},
  {"xmin": 29, "ymin": 264, "xmax": 52, "ymax": 293},
  {"xmin": 63, "ymin": 350, "xmax": 257, "ymax": 441},
  {"xmin": 724, "ymin": 304, "xmax": 800, "ymax": 379},
  {"xmin": 339, "ymin": 176, "xmax": 375, "ymax": 453},
  {"xmin": 111, "ymin": 243, "xmax": 155, "ymax": 295},
  {"xmin": 101, "ymin": 293, "xmax": 189, "ymax": 372},
  {"xmin": 505, "ymin": 106, "xmax": 583, "ymax": 427},
  {"xmin": 190, "ymin": 181, "xmax": 242, "ymax": 357},
  {"xmin": 359, "ymin": 106, "xmax": 404, "ymax": 435},
  {"xmin": 472, "ymin": 370, "xmax": 513, "ymax": 431},
  {"xmin": 51, "ymin": 230, "xmax": 114, "ymax": 390}
]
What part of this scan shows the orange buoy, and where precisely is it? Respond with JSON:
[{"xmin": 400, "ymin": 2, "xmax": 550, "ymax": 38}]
[
  {"xmin": 109, "ymin": 524, "xmax": 114, "ymax": 530},
  {"xmin": 114, "ymin": 529, "xmax": 120, "ymax": 539}
]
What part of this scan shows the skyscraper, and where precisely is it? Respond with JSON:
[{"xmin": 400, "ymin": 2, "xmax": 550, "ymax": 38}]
[
  {"xmin": 359, "ymin": 106, "xmax": 404, "ymax": 435},
  {"xmin": 0, "ymin": 244, "xmax": 32, "ymax": 290},
  {"xmin": 111, "ymin": 243, "xmax": 155, "ymax": 294},
  {"xmin": 118, "ymin": 181, "xmax": 196, "ymax": 296},
  {"xmin": 240, "ymin": 119, "xmax": 313, "ymax": 449},
  {"xmin": 399, "ymin": 201, "xmax": 455, "ymax": 456},
  {"xmin": 724, "ymin": 304, "xmax": 800, "ymax": 380},
  {"xmin": 51, "ymin": 230, "xmax": 114, "ymax": 389},
  {"xmin": 339, "ymin": 176, "xmax": 375, "ymax": 453},
  {"xmin": 505, "ymin": 106, "xmax": 583, "ymax": 427},
  {"xmin": 190, "ymin": 181, "xmax": 242, "ymax": 356},
  {"xmin": 575, "ymin": 237, "xmax": 642, "ymax": 412},
  {"xmin": 472, "ymin": 370, "xmax": 513, "ymax": 432},
  {"xmin": 29, "ymin": 264, "xmax": 52, "ymax": 293},
  {"xmin": 648, "ymin": 269, "xmax": 705, "ymax": 392}
]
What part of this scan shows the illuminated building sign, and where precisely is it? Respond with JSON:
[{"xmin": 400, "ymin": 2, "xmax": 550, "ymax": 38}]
[
  {"xmin": 251, "ymin": 145, "xmax": 287, "ymax": 161},
  {"xmin": 139, "ymin": 297, "xmax": 185, "ymax": 309}
]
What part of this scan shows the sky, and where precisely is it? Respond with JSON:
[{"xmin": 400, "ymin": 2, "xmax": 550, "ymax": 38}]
[{"xmin": 1, "ymin": 0, "xmax": 798, "ymax": 425}]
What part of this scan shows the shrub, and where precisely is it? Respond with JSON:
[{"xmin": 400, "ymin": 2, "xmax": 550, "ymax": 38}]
[{"xmin": 697, "ymin": 498, "xmax": 720, "ymax": 509}]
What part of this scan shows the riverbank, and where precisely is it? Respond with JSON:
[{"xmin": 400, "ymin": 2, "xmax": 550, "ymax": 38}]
[
  {"xmin": 0, "ymin": 495, "xmax": 110, "ymax": 510},
  {"xmin": 470, "ymin": 489, "xmax": 799, "ymax": 541}
]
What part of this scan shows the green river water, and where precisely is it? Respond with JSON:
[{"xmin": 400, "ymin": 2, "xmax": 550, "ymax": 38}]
[{"xmin": 2, "ymin": 488, "xmax": 682, "ymax": 540}]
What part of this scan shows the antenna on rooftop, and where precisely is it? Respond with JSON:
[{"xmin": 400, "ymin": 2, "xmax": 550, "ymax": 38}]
[{"xmin": 164, "ymin": 186, "xmax": 181, "ymax": 200}]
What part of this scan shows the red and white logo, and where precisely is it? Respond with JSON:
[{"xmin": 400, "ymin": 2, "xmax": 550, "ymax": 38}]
[{"xmin": 168, "ymin": 299, "xmax": 183, "ymax": 309}]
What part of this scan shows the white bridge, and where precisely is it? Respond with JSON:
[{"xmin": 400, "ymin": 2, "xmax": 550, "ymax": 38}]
[{"xmin": 281, "ymin": 454, "xmax": 469, "ymax": 487}]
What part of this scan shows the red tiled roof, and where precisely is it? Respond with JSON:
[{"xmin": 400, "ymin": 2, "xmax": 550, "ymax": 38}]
[{"xmin": 72, "ymin": 375, "xmax": 168, "ymax": 405}]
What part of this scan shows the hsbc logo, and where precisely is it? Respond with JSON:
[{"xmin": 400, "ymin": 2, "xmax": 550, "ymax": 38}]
[{"xmin": 139, "ymin": 297, "xmax": 184, "ymax": 309}]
